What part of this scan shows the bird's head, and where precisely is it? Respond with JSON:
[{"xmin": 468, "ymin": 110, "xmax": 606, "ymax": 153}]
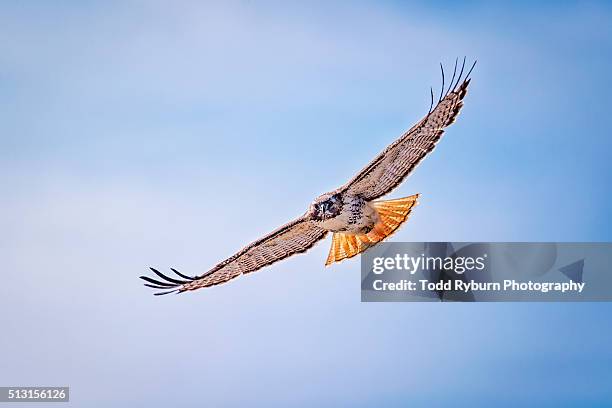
[{"xmin": 309, "ymin": 192, "xmax": 343, "ymax": 221}]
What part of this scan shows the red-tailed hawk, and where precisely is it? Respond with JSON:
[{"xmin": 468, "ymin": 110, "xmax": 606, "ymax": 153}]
[{"xmin": 141, "ymin": 59, "xmax": 476, "ymax": 295}]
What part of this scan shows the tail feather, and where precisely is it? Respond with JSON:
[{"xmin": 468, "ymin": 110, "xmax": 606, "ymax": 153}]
[{"xmin": 325, "ymin": 194, "xmax": 419, "ymax": 265}]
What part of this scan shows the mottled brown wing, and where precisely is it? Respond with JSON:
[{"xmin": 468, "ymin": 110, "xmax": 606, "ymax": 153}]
[
  {"xmin": 342, "ymin": 67, "xmax": 473, "ymax": 201},
  {"xmin": 140, "ymin": 215, "xmax": 327, "ymax": 294}
]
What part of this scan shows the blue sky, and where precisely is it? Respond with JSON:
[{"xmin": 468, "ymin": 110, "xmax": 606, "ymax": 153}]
[{"xmin": 1, "ymin": 1, "xmax": 611, "ymax": 407}]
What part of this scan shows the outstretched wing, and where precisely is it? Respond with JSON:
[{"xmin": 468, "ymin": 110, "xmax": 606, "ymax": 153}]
[
  {"xmin": 342, "ymin": 60, "xmax": 475, "ymax": 201},
  {"xmin": 140, "ymin": 215, "xmax": 327, "ymax": 295}
]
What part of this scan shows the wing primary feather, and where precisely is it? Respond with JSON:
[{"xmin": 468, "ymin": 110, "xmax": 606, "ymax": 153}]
[
  {"xmin": 149, "ymin": 267, "xmax": 190, "ymax": 285},
  {"xmin": 464, "ymin": 60, "xmax": 477, "ymax": 82},
  {"xmin": 446, "ymin": 57, "xmax": 459, "ymax": 98},
  {"xmin": 154, "ymin": 289, "xmax": 179, "ymax": 296},
  {"xmin": 144, "ymin": 283, "xmax": 177, "ymax": 290},
  {"xmin": 170, "ymin": 268, "xmax": 196, "ymax": 281},
  {"xmin": 453, "ymin": 56, "xmax": 467, "ymax": 91},
  {"xmin": 438, "ymin": 62, "xmax": 445, "ymax": 103},
  {"xmin": 139, "ymin": 275, "xmax": 178, "ymax": 287},
  {"xmin": 428, "ymin": 86, "xmax": 434, "ymax": 114}
]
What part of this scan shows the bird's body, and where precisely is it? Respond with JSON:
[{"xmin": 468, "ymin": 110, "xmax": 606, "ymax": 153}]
[
  {"xmin": 310, "ymin": 192, "xmax": 377, "ymax": 234},
  {"xmin": 140, "ymin": 59, "xmax": 476, "ymax": 295}
]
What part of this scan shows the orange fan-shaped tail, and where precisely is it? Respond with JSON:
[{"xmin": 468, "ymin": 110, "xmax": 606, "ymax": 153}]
[{"xmin": 325, "ymin": 194, "xmax": 419, "ymax": 266}]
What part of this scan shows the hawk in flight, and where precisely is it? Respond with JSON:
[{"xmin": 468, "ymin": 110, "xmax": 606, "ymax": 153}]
[{"xmin": 141, "ymin": 59, "xmax": 476, "ymax": 295}]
